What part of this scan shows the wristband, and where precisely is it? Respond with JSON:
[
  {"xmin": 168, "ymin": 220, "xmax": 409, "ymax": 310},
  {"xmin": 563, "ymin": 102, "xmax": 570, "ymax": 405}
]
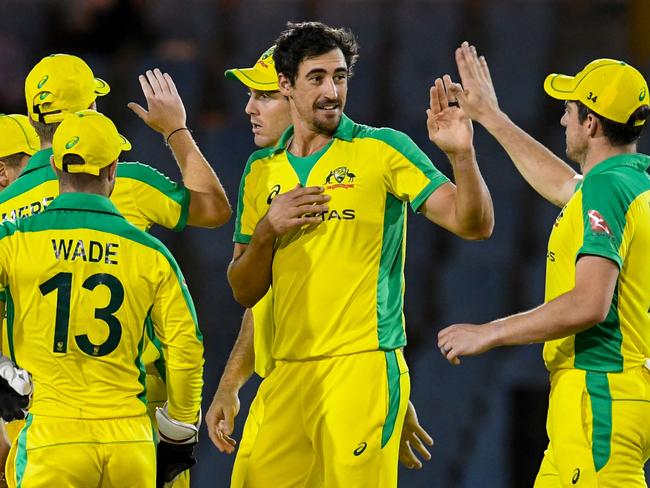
[{"xmin": 165, "ymin": 127, "xmax": 190, "ymax": 146}]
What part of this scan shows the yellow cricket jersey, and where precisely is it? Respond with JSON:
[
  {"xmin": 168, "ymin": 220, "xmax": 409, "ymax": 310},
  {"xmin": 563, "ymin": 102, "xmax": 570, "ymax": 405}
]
[
  {"xmin": 544, "ymin": 154, "xmax": 650, "ymax": 372},
  {"xmin": 235, "ymin": 115, "xmax": 449, "ymax": 361},
  {"xmin": 0, "ymin": 148, "xmax": 189, "ymax": 231},
  {"xmin": 0, "ymin": 193, "xmax": 203, "ymax": 422}
]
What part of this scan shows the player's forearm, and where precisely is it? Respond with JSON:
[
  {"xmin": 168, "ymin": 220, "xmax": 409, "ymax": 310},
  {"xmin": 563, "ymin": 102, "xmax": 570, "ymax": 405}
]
[
  {"xmin": 488, "ymin": 289, "xmax": 608, "ymax": 348},
  {"xmin": 168, "ymin": 130, "xmax": 232, "ymax": 228},
  {"xmin": 217, "ymin": 309, "xmax": 255, "ymax": 392},
  {"xmin": 228, "ymin": 220, "xmax": 275, "ymax": 308},
  {"xmin": 165, "ymin": 342, "xmax": 205, "ymax": 424},
  {"xmin": 446, "ymin": 148, "xmax": 494, "ymax": 240},
  {"xmin": 480, "ymin": 111, "xmax": 578, "ymax": 207}
]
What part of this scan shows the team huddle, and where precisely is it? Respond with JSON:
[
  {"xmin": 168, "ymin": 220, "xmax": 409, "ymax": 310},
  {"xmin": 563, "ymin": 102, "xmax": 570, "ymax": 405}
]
[{"xmin": 0, "ymin": 20, "xmax": 647, "ymax": 488}]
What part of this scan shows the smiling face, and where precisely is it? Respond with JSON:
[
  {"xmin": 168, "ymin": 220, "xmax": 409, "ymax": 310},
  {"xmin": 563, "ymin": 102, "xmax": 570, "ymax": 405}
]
[
  {"xmin": 279, "ymin": 48, "xmax": 348, "ymax": 137},
  {"xmin": 245, "ymin": 89, "xmax": 292, "ymax": 148}
]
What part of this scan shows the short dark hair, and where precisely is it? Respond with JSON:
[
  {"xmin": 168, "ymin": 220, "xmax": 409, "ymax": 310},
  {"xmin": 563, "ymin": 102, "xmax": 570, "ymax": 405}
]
[
  {"xmin": 57, "ymin": 153, "xmax": 112, "ymax": 188},
  {"xmin": 0, "ymin": 152, "xmax": 30, "ymax": 168},
  {"xmin": 31, "ymin": 120, "xmax": 59, "ymax": 143},
  {"xmin": 575, "ymin": 100, "xmax": 650, "ymax": 146},
  {"xmin": 273, "ymin": 21, "xmax": 359, "ymax": 85}
]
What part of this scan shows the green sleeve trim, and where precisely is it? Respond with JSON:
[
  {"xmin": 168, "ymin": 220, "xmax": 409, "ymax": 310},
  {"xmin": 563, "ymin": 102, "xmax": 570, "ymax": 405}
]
[
  {"xmin": 576, "ymin": 248, "xmax": 622, "ymax": 269},
  {"xmin": 233, "ymin": 232, "xmax": 252, "ymax": 244},
  {"xmin": 586, "ymin": 372, "xmax": 612, "ymax": 471},
  {"xmin": 381, "ymin": 350, "xmax": 401, "ymax": 448},
  {"xmin": 0, "ymin": 290, "xmax": 6, "ymax": 301},
  {"xmin": 172, "ymin": 187, "xmax": 191, "ymax": 232},
  {"xmin": 410, "ymin": 178, "xmax": 449, "ymax": 214}
]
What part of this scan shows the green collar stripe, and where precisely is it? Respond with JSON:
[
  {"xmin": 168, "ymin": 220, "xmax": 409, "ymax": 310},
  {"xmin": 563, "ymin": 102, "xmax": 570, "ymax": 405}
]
[
  {"xmin": 286, "ymin": 139, "xmax": 334, "ymax": 186},
  {"xmin": 586, "ymin": 372, "xmax": 612, "ymax": 471},
  {"xmin": 381, "ymin": 350, "xmax": 401, "ymax": 448},
  {"xmin": 587, "ymin": 153, "xmax": 650, "ymax": 176}
]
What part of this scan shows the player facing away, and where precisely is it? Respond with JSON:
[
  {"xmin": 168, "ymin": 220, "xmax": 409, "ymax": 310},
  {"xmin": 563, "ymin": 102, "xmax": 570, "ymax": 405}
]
[
  {"xmin": 0, "ymin": 111, "xmax": 203, "ymax": 488},
  {"xmin": 437, "ymin": 43, "xmax": 650, "ymax": 487},
  {"xmin": 206, "ymin": 45, "xmax": 435, "ymax": 480},
  {"xmin": 227, "ymin": 22, "xmax": 494, "ymax": 487},
  {"xmin": 0, "ymin": 53, "xmax": 229, "ymax": 487}
]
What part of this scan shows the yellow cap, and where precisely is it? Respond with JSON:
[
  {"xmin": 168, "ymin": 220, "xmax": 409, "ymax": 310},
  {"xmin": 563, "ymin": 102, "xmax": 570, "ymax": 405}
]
[
  {"xmin": 25, "ymin": 54, "xmax": 110, "ymax": 124},
  {"xmin": 225, "ymin": 46, "xmax": 279, "ymax": 91},
  {"xmin": 52, "ymin": 110, "xmax": 131, "ymax": 176},
  {"xmin": 544, "ymin": 59, "xmax": 649, "ymax": 126},
  {"xmin": 0, "ymin": 114, "xmax": 40, "ymax": 158}
]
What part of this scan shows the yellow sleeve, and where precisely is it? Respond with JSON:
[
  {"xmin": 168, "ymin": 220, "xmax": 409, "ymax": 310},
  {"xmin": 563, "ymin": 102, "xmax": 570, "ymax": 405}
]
[
  {"xmin": 234, "ymin": 151, "xmax": 273, "ymax": 244},
  {"xmin": 115, "ymin": 163, "xmax": 190, "ymax": 232},
  {"xmin": 374, "ymin": 128, "xmax": 449, "ymax": 212},
  {"xmin": 150, "ymin": 252, "xmax": 204, "ymax": 424}
]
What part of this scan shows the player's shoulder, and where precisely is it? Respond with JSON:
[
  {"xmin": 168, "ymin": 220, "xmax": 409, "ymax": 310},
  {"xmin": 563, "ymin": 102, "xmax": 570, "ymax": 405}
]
[
  {"xmin": 116, "ymin": 161, "xmax": 178, "ymax": 187},
  {"xmin": 0, "ymin": 166, "xmax": 56, "ymax": 205},
  {"xmin": 347, "ymin": 120, "xmax": 419, "ymax": 153},
  {"xmin": 245, "ymin": 146, "xmax": 277, "ymax": 167}
]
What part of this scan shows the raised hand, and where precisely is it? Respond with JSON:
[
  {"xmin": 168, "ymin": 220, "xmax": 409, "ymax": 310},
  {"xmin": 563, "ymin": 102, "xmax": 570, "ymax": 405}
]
[
  {"xmin": 261, "ymin": 185, "xmax": 330, "ymax": 238},
  {"xmin": 450, "ymin": 41, "xmax": 500, "ymax": 124},
  {"xmin": 426, "ymin": 75, "xmax": 474, "ymax": 156},
  {"xmin": 205, "ymin": 386, "xmax": 240, "ymax": 454},
  {"xmin": 399, "ymin": 401, "xmax": 434, "ymax": 469},
  {"xmin": 128, "ymin": 69, "xmax": 187, "ymax": 139}
]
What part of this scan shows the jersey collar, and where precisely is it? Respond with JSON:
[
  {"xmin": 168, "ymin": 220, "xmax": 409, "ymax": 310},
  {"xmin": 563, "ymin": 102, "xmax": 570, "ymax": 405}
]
[
  {"xmin": 20, "ymin": 148, "xmax": 53, "ymax": 178},
  {"xmin": 588, "ymin": 153, "xmax": 650, "ymax": 177},
  {"xmin": 273, "ymin": 114, "xmax": 355, "ymax": 154},
  {"xmin": 45, "ymin": 192, "xmax": 124, "ymax": 218}
]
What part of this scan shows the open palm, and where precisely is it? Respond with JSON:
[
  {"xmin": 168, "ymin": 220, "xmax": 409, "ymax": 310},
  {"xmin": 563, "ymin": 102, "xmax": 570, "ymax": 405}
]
[{"xmin": 427, "ymin": 76, "xmax": 473, "ymax": 155}]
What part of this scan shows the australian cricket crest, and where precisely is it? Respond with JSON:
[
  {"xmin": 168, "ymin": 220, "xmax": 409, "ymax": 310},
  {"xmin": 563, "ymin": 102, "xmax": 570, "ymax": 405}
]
[{"xmin": 324, "ymin": 166, "xmax": 355, "ymax": 189}]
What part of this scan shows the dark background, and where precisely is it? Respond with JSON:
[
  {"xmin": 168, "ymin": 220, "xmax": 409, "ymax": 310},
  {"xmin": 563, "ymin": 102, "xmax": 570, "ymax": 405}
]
[{"xmin": 1, "ymin": 0, "xmax": 649, "ymax": 486}]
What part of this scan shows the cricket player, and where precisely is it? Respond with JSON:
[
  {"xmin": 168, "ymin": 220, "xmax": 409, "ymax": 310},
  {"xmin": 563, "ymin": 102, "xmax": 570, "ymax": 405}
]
[
  {"xmin": 228, "ymin": 22, "xmax": 494, "ymax": 486},
  {"xmin": 1, "ymin": 110, "xmax": 203, "ymax": 487},
  {"xmin": 438, "ymin": 43, "xmax": 650, "ymax": 487},
  {"xmin": 0, "ymin": 53, "xmax": 229, "ymax": 486},
  {"xmin": 206, "ymin": 45, "xmax": 434, "ymax": 480}
]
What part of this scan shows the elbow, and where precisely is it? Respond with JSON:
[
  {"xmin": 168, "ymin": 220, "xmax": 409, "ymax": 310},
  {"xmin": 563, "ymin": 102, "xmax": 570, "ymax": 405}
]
[
  {"xmin": 458, "ymin": 220, "xmax": 494, "ymax": 241},
  {"xmin": 207, "ymin": 206, "xmax": 233, "ymax": 228},
  {"xmin": 231, "ymin": 289, "xmax": 259, "ymax": 309}
]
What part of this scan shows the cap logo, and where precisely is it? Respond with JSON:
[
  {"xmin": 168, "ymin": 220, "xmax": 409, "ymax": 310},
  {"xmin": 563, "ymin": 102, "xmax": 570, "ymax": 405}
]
[
  {"xmin": 586, "ymin": 92, "xmax": 598, "ymax": 103},
  {"xmin": 65, "ymin": 136, "xmax": 80, "ymax": 149},
  {"xmin": 37, "ymin": 75, "xmax": 49, "ymax": 89},
  {"xmin": 39, "ymin": 92, "xmax": 50, "ymax": 101},
  {"xmin": 640, "ymin": 88, "xmax": 646, "ymax": 101}
]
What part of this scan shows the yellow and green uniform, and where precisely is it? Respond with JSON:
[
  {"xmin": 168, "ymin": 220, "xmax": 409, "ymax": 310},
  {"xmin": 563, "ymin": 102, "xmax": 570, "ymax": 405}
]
[
  {"xmin": 0, "ymin": 148, "xmax": 193, "ymax": 487},
  {"xmin": 0, "ymin": 148, "xmax": 189, "ymax": 429},
  {"xmin": 233, "ymin": 115, "xmax": 448, "ymax": 487},
  {"xmin": 0, "ymin": 193, "xmax": 203, "ymax": 487},
  {"xmin": 536, "ymin": 154, "xmax": 650, "ymax": 487}
]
